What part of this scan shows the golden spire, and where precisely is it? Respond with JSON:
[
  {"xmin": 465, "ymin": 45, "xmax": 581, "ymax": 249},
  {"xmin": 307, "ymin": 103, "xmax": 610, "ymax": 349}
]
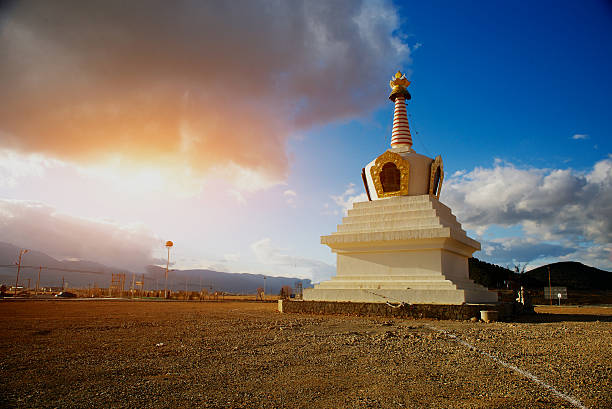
[{"xmin": 389, "ymin": 70, "xmax": 411, "ymax": 101}]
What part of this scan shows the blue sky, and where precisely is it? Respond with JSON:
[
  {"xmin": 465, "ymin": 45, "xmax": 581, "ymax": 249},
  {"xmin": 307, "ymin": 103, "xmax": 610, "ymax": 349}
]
[
  {"xmin": 0, "ymin": 0, "xmax": 610, "ymax": 281},
  {"xmin": 400, "ymin": 0, "xmax": 611, "ymax": 170},
  {"xmin": 284, "ymin": 0, "xmax": 612, "ymax": 271}
]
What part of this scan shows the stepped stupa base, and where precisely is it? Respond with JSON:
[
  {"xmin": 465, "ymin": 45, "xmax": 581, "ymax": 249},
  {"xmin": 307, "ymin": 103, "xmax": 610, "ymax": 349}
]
[{"xmin": 304, "ymin": 195, "xmax": 498, "ymax": 305}]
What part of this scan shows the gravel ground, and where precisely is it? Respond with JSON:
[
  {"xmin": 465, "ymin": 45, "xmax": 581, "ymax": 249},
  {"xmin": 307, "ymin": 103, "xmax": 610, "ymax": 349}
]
[{"xmin": 0, "ymin": 300, "xmax": 610, "ymax": 408}]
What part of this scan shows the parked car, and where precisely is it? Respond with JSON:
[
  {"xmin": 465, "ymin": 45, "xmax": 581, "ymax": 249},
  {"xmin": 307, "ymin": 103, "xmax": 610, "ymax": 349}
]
[{"xmin": 55, "ymin": 291, "xmax": 77, "ymax": 298}]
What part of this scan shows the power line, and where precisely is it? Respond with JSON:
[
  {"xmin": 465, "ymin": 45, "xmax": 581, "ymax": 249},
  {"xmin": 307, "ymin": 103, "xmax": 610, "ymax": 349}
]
[
  {"xmin": 407, "ymin": 111, "xmax": 433, "ymax": 157},
  {"xmin": 0, "ymin": 264, "xmax": 130, "ymax": 277}
]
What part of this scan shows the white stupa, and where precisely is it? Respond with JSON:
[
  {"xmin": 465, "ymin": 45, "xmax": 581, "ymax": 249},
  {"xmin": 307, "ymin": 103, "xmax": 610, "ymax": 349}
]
[{"xmin": 303, "ymin": 72, "xmax": 497, "ymax": 305}]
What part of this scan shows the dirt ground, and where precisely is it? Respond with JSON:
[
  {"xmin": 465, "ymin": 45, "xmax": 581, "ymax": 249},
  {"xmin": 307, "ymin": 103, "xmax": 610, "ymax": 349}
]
[
  {"xmin": 0, "ymin": 300, "xmax": 610, "ymax": 409},
  {"xmin": 534, "ymin": 305, "xmax": 612, "ymax": 315}
]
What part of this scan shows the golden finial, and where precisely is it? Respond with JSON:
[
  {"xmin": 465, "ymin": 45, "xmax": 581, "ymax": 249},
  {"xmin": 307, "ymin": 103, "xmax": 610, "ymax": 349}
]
[{"xmin": 389, "ymin": 70, "xmax": 411, "ymax": 101}]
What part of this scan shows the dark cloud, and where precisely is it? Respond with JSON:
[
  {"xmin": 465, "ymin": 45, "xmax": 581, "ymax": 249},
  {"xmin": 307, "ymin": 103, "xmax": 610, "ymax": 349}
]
[
  {"xmin": 480, "ymin": 238, "xmax": 573, "ymax": 266},
  {"xmin": 0, "ymin": 0, "xmax": 409, "ymax": 188}
]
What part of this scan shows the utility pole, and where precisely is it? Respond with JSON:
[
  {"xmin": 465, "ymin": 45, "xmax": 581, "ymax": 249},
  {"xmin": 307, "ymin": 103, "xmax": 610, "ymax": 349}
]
[
  {"xmin": 14, "ymin": 249, "xmax": 28, "ymax": 295},
  {"xmin": 62, "ymin": 276, "xmax": 65, "ymax": 291},
  {"xmin": 263, "ymin": 276, "xmax": 266, "ymax": 300},
  {"xmin": 36, "ymin": 266, "xmax": 41, "ymax": 295},
  {"xmin": 131, "ymin": 272, "xmax": 135, "ymax": 298},
  {"xmin": 164, "ymin": 241, "xmax": 173, "ymax": 299}
]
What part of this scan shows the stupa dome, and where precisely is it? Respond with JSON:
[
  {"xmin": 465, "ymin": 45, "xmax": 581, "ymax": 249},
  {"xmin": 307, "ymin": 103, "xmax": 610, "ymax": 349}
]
[{"xmin": 361, "ymin": 72, "xmax": 444, "ymax": 201}]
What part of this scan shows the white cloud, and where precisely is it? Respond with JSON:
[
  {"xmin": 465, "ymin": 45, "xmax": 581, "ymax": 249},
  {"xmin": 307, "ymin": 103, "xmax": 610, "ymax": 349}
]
[
  {"xmin": 195, "ymin": 253, "xmax": 243, "ymax": 273},
  {"xmin": 0, "ymin": 199, "xmax": 162, "ymax": 271},
  {"xmin": 283, "ymin": 189, "xmax": 297, "ymax": 207},
  {"xmin": 228, "ymin": 189, "xmax": 247, "ymax": 205},
  {"xmin": 322, "ymin": 202, "xmax": 338, "ymax": 216},
  {"xmin": 223, "ymin": 253, "xmax": 240, "ymax": 263},
  {"xmin": 572, "ymin": 134, "xmax": 589, "ymax": 140},
  {"xmin": 251, "ymin": 238, "xmax": 334, "ymax": 282},
  {"xmin": 444, "ymin": 156, "xmax": 612, "ymax": 270},
  {"xmin": 212, "ymin": 162, "xmax": 284, "ymax": 194},
  {"xmin": 560, "ymin": 243, "xmax": 612, "ymax": 270},
  {"xmin": 0, "ymin": 149, "xmax": 63, "ymax": 188},
  {"xmin": 330, "ymin": 183, "xmax": 368, "ymax": 215}
]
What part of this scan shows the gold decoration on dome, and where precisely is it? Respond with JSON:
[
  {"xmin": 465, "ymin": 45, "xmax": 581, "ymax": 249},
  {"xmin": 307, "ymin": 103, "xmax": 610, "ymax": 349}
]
[
  {"xmin": 370, "ymin": 150, "xmax": 410, "ymax": 198},
  {"xmin": 429, "ymin": 155, "xmax": 444, "ymax": 199},
  {"xmin": 389, "ymin": 70, "xmax": 411, "ymax": 100}
]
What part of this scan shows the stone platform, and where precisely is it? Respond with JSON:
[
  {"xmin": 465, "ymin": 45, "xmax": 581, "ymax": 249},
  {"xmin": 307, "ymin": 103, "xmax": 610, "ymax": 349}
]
[
  {"xmin": 279, "ymin": 300, "xmax": 512, "ymax": 321},
  {"xmin": 304, "ymin": 195, "xmax": 498, "ymax": 305}
]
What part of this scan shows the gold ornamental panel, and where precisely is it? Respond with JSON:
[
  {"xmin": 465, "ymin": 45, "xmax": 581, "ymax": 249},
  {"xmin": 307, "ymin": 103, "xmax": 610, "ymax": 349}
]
[
  {"xmin": 370, "ymin": 150, "xmax": 410, "ymax": 198},
  {"xmin": 429, "ymin": 155, "xmax": 444, "ymax": 199}
]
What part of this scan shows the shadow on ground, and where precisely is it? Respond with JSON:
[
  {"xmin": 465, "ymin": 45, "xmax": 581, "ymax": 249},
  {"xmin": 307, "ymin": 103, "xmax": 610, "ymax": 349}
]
[{"xmin": 515, "ymin": 312, "xmax": 612, "ymax": 323}]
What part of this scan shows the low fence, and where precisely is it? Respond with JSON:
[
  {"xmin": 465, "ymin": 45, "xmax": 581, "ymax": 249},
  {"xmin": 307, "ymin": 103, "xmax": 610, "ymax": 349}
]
[{"xmin": 278, "ymin": 300, "xmax": 514, "ymax": 321}]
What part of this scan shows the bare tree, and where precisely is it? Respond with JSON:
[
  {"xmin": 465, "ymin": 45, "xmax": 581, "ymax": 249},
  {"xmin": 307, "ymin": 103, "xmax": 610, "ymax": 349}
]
[{"xmin": 513, "ymin": 263, "xmax": 528, "ymax": 274}]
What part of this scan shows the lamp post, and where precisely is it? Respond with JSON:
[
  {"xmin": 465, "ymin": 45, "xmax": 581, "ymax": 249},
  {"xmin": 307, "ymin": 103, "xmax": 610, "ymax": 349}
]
[
  {"xmin": 164, "ymin": 241, "xmax": 173, "ymax": 299},
  {"xmin": 14, "ymin": 249, "xmax": 28, "ymax": 296}
]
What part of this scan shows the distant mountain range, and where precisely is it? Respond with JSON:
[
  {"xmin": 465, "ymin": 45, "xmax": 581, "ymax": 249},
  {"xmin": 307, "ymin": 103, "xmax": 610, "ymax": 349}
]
[
  {"xmin": 2, "ymin": 241, "xmax": 608, "ymax": 294},
  {"xmin": 0, "ymin": 242, "xmax": 311, "ymax": 294},
  {"xmin": 0, "ymin": 242, "xmax": 120, "ymax": 289},
  {"xmin": 469, "ymin": 258, "xmax": 611, "ymax": 291},
  {"xmin": 143, "ymin": 265, "xmax": 311, "ymax": 294}
]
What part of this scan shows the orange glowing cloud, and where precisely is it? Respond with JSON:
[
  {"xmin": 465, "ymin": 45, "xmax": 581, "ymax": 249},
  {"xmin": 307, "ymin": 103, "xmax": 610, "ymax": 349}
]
[{"xmin": 0, "ymin": 0, "xmax": 410, "ymax": 190}]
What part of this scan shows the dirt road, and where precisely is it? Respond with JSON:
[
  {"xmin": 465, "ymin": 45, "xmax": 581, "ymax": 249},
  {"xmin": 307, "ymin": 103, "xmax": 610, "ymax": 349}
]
[{"xmin": 1, "ymin": 300, "xmax": 610, "ymax": 408}]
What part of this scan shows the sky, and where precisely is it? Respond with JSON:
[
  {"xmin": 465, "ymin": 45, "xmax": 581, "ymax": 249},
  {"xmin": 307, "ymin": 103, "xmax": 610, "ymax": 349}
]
[{"xmin": 0, "ymin": 0, "xmax": 611, "ymax": 282}]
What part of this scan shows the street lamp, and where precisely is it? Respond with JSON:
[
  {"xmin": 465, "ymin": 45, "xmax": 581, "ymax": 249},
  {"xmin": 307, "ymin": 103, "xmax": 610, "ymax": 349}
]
[
  {"xmin": 14, "ymin": 249, "xmax": 29, "ymax": 296},
  {"xmin": 164, "ymin": 241, "xmax": 173, "ymax": 299}
]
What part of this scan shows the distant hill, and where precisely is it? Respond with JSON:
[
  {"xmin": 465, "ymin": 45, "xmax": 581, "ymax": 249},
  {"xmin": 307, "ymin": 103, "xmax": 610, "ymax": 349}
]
[
  {"xmin": 522, "ymin": 261, "xmax": 612, "ymax": 291},
  {"xmin": 0, "ymin": 241, "xmax": 311, "ymax": 293},
  {"xmin": 0, "ymin": 241, "xmax": 123, "ymax": 289},
  {"xmin": 469, "ymin": 258, "xmax": 611, "ymax": 291},
  {"xmin": 145, "ymin": 265, "xmax": 311, "ymax": 294},
  {"xmin": 468, "ymin": 258, "xmax": 515, "ymax": 289}
]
